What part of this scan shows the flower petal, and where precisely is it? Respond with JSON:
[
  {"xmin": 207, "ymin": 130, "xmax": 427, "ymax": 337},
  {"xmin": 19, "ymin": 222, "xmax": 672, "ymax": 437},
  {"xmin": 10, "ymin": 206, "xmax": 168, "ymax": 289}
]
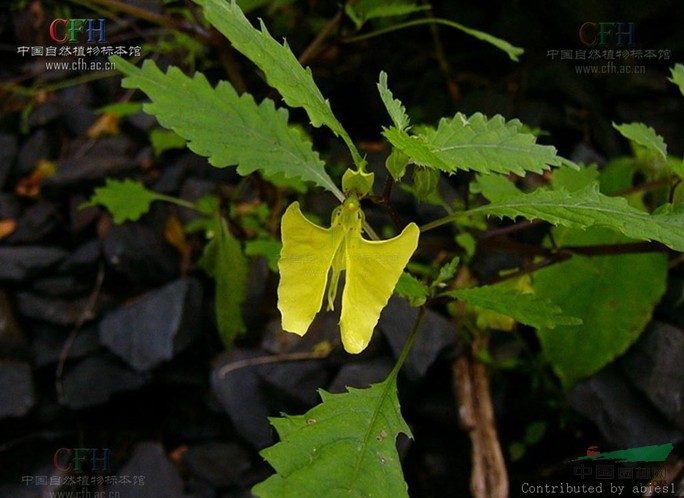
[
  {"xmin": 340, "ymin": 223, "xmax": 420, "ymax": 353},
  {"xmin": 278, "ymin": 202, "xmax": 344, "ymax": 334}
]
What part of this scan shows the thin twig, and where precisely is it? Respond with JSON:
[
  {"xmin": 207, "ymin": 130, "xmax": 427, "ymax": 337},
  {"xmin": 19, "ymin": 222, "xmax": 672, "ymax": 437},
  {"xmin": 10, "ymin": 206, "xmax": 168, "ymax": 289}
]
[
  {"xmin": 55, "ymin": 263, "xmax": 106, "ymax": 404},
  {"xmin": 298, "ymin": 10, "xmax": 343, "ymax": 66},
  {"xmin": 218, "ymin": 349, "xmax": 332, "ymax": 377},
  {"xmin": 453, "ymin": 336, "xmax": 509, "ymax": 498}
]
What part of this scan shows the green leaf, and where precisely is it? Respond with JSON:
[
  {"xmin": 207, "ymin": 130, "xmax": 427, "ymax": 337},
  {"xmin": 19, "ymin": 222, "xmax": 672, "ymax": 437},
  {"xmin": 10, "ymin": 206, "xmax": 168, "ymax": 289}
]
[
  {"xmin": 669, "ymin": 63, "xmax": 684, "ymax": 96},
  {"xmin": 244, "ymin": 238, "xmax": 281, "ymax": 272},
  {"xmin": 377, "ymin": 71, "xmax": 410, "ymax": 131},
  {"xmin": 471, "ymin": 174, "xmax": 522, "ymax": 202},
  {"xmin": 533, "ymin": 227, "xmax": 667, "ymax": 387},
  {"xmin": 96, "ymin": 102, "xmax": 143, "ymax": 117},
  {"xmin": 345, "ymin": 0, "xmax": 429, "ymax": 29},
  {"xmin": 83, "ymin": 178, "xmax": 163, "ymax": 223},
  {"xmin": 194, "ymin": 0, "xmax": 364, "ymax": 170},
  {"xmin": 464, "ymin": 183, "xmax": 684, "ymax": 252},
  {"xmin": 252, "ymin": 376, "xmax": 411, "ymax": 497},
  {"xmin": 384, "ymin": 113, "xmax": 565, "ymax": 176},
  {"xmin": 447, "ymin": 285, "xmax": 581, "ymax": 330},
  {"xmin": 435, "ymin": 256, "xmax": 460, "ymax": 285},
  {"xmin": 394, "ymin": 272, "xmax": 428, "ymax": 307},
  {"xmin": 199, "ymin": 219, "xmax": 249, "ymax": 348},
  {"xmin": 613, "ymin": 122, "xmax": 667, "ymax": 159},
  {"xmin": 438, "ymin": 19, "xmax": 523, "ymax": 62},
  {"xmin": 149, "ymin": 128, "xmax": 187, "ymax": 156},
  {"xmin": 111, "ymin": 56, "xmax": 342, "ymax": 199}
]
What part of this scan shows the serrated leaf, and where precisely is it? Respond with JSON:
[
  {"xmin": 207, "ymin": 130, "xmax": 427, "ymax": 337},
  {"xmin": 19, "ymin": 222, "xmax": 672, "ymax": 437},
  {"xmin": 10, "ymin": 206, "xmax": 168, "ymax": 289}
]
[
  {"xmin": 669, "ymin": 63, "xmax": 684, "ymax": 96},
  {"xmin": 252, "ymin": 376, "xmax": 411, "ymax": 497},
  {"xmin": 436, "ymin": 256, "xmax": 460, "ymax": 284},
  {"xmin": 394, "ymin": 272, "xmax": 428, "ymax": 307},
  {"xmin": 194, "ymin": 0, "xmax": 363, "ymax": 170},
  {"xmin": 533, "ymin": 227, "xmax": 667, "ymax": 387},
  {"xmin": 465, "ymin": 183, "xmax": 684, "ymax": 251},
  {"xmin": 378, "ymin": 71, "xmax": 410, "ymax": 131},
  {"xmin": 613, "ymin": 122, "xmax": 667, "ymax": 159},
  {"xmin": 84, "ymin": 178, "xmax": 163, "ymax": 223},
  {"xmin": 111, "ymin": 56, "xmax": 341, "ymax": 199},
  {"xmin": 448, "ymin": 285, "xmax": 581, "ymax": 330},
  {"xmin": 199, "ymin": 219, "xmax": 249, "ymax": 349},
  {"xmin": 345, "ymin": 0, "xmax": 429, "ymax": 29},
  {"xmin": 385, "ymin": 113, "xmax": 564, "ymax": 176}
]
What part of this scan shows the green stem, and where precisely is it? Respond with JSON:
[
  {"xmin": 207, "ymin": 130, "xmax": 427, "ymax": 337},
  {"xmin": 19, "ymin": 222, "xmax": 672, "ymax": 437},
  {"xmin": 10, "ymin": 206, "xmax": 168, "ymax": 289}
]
[
  {"xmin": 154, "ymin": 193, "xmax": 207, "ymax": 213},
  {"xmin": 344, "ymin": 17, "xmax": 522, "ymax": 62},
  {"xmin": 388, "ymin": 306, "xmax": 427, "ymax": 380},
  {"xmin": 419, "ymin": 210, "xmax": 467, "ymax": 232}
]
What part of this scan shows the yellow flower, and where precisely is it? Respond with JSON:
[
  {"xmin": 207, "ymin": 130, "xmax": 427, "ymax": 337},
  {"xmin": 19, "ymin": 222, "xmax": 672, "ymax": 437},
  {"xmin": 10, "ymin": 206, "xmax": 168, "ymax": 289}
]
[{"xmin": 277, "ymin": 197, "xmax": 420, "ymax": 353}]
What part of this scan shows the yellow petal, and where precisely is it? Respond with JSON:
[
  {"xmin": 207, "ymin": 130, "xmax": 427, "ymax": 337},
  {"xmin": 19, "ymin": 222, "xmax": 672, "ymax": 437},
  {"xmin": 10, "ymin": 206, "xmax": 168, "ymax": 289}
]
[
  {"xmin": 277, "ymin": 202, "xmax": 344, "ymax": 335},
  {"xmin": 339, "ymin": 223, "xmax": 420, "ymax": 353}
]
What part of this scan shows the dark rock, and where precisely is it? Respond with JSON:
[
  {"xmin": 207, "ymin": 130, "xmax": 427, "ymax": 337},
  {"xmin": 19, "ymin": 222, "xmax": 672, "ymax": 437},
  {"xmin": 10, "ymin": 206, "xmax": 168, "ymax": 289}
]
[
  {"xmin": 61, "ymin": 353, "xmax": 147, "ymax": 409},
  {"xmin": 32, "ymin": 324, "xmax": 101, "ymax": 367},
  {"xmin": 15, "ymin": 291, "xmax": 91, "ymax": 326},
  {"xmin": 55, "ymin": 85, "xmax": 96, "ymax": 136},
  {"xmin": 379, "ymin": 296, "xmax": 456, "ymax": 381},
  {"xmin": 16, "ymin": 128, "xmax": 58, "ymax": 178},
  {"xmin": 39, "ymin": 136, "xmax": 137, "ymax": 196},
  {"xmin": 30, "ymin": 275, "xmax": 91, "ymax": 297},
  {"xmin": 257, "ymin": 359, "xmax": 329, "ymax": 407},
  {"xmin": 102, "ymin": 221, "xmax": 180, "ymax": 287},
  {"xmin": 182, "ymin": 442, "xmax": 251, "ymax": 488},
  {"xmin": 211, "ymin": 350, "xmax": 274, "ymax": 450},
  {"xmin": 0, "ymin": 360, "xmax": 35, "ymax": 419},
  {"xmin": 622, "ymin": 321, "xmax": 684, "ymax": 429},
  {"xmin": 57, "ymin": 240, "xmax": 101, "ymax": 275},
  {"xmin": 99, "ymin": 278, "xmax": 201, "ymax": 371},
  {"xmin": 567, "ymin": 365, "xmax": 684, "ymax": 449},
  {"xmin": 0, "ymin": 193, "xmax": 21, "ymax": 219},
  {"xmin": 0, "ymin": 133, "xmax": 18, "ymax": 190},
  {"xmin": 111, "ymin": 441, "xmax": 187, "ymax": 498},
  {"xmin": 0, "ymin": 291, "xmax": 28, "ymax": 358},
  {"xmin": 5, "ymin": 201, "xmax": 61, "ymax": 243},
  {"xmin": 0, "ymin": 246, "xmax": 68, "ymax": 281},
  {"xmin": 25, "ymin": 100, "xmax": 61, "ymax": 128},
  {"xmin": 328, "ymin": 356, "xmax": 395, "ymax": 393}
]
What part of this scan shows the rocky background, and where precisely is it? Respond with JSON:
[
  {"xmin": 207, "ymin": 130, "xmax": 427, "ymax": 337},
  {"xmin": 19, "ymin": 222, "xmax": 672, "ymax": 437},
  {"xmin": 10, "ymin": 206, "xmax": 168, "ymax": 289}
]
[{"xmin": 1, "ymin": 1, "xmax": 683, "ymax": 497}]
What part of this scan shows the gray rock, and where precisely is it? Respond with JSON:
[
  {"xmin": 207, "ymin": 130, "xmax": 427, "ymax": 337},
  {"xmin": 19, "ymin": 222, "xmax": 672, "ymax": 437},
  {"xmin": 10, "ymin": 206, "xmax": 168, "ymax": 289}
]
[
  {"xmin": 622, "ymin": 321, "xmax": 684, "ymax": 429},
  {"xmin": 0, "ymin": 360, "xmax": 34, "ymax": 419},
  {"xmin": 0, "ymin": 290, "xmax": 28, "ymax": 358},
  {"xmin": 379, "ymin": 296, "xmax": 457, "ymax": 380},
  {"xmin": 61, "ymin": 353, "xmax": 147, "ymax": 409},
  {"xmin": 567, "ymin": 365, "xmax": 683, "ymax": 449},
  {"xmin": 32, "ymin": 324, "xmax": 101, "ymax": 367},
  {"xmin": 0, "ymin": 246, "xmax": 68, "ymax": 281},
  {"xmin": 182, "ymin": 442, "xmax": 251, "ymax": 488},
  {"xmin": 99, "ymin": 278, "xmax": 201, "ymax": 371},
  {"xmin": 102, "ymin": 221, "xmax": 180, "ymax": 288},
  {"xmin": 113, "ymin": 441, "xmax": 187, "ymax": 498},
  {"xmin": 6, "ymin": 201, "xmax": 61, "ymax": 243},
  {"xmin": 328, "ymin": 355, "xmax": 395, "ymax": 393},
  {"xmin": 39, "ymin": 137, "xmax": 136, "ymax": 196},
  {"xmin": 0, "ymin": 133, "xmax": 18, "ymax": 190},
  {"xmin": 211, "ymin": 350, "xmax": 274, "ymax": 450},
  {"xmin": 15, "ymin": 291, "xmax": 92, "ymax": 326}
]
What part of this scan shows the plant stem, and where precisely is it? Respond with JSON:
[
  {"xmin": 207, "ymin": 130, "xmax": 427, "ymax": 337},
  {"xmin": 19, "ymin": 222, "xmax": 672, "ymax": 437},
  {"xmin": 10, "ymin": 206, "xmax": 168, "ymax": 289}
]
[
  {"xmin": 453, "ymin": 336, "xmax": 509, "ymax": 498},
  {"xmin": 389, "ymin": 306, "xmax": 427, "ymax": 380}
]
